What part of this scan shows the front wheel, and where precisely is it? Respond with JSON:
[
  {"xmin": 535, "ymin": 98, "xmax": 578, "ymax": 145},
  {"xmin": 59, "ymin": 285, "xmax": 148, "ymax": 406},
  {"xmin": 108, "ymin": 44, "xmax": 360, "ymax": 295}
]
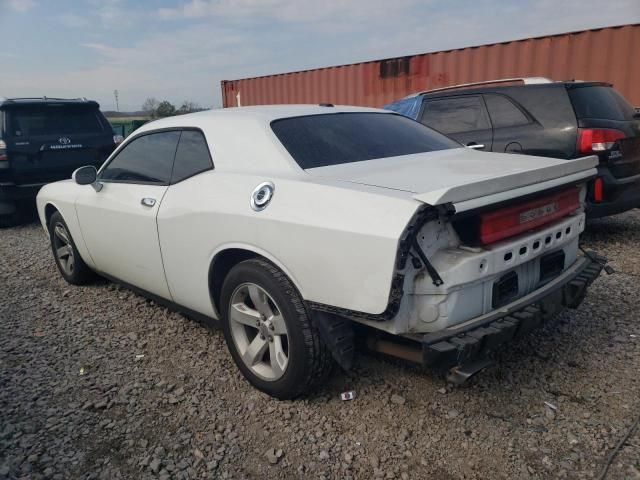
[
  {"xmin": 220, "ymin": 258, "xmax": 333, "ymax": 399},
  {"xmin": 48, "ymin": 211, "xmax": 95, "ymax": 285}
]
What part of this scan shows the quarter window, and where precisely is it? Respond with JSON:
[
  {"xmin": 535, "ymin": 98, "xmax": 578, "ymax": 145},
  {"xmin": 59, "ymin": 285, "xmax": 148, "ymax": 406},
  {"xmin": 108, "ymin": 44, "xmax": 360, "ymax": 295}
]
[
  {"xmin": 421, "ymin": 96, "xmax": 490, "ymax": 134},
  {"xmin": 171, "ymin": 130, "xmax": 213, "ymax": 183},
  {"xmin": 100, "ymin": 131, "xmax": 180, "ymax": 184},
  {"xmin": 484, "ymin": 94, "xmax": 530, "ymax": 128}
]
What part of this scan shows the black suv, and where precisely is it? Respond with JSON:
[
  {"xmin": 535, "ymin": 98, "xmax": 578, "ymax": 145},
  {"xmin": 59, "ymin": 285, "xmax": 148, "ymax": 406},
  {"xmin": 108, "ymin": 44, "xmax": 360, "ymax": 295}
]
[
  {"xmin": 0, "ymin": 97, "xmax": 118, "ymax": 226},
  {"xmin": 385, "ymin": 79, "xmax": 640, "ymax": 218}
]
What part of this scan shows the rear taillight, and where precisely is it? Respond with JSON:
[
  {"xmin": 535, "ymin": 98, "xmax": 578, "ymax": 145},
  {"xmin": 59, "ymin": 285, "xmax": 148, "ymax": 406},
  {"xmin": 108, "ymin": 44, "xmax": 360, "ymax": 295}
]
[
  {"xmin": 577, "ymin": 128, "xmax": 625, "ymax": 155},
  {"xmin": 593, "ymin": 177, "xmax": 604, "ymax": 202},
  {"xmin": 0, "ymin": 140, "xmax": 7, "ymax": 162},
  {"xmin": 479, "ymin": 188, "xmax": 580, "ymax": 245},
  {"xmin": 113, "ymin": 135, "xmax": 124, "ymax": 145}
]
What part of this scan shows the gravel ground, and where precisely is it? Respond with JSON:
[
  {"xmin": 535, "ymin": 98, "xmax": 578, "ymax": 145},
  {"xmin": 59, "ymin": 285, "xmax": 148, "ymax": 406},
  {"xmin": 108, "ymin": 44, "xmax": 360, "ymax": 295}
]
[{"xmin": 1, "ymin": 211, "xmax": 639, "ymax": 480}]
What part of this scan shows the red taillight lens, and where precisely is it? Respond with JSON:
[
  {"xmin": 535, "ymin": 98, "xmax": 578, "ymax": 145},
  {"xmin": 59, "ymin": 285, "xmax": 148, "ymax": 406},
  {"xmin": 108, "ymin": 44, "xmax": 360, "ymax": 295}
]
[
  {"xmin": 577, "ymin": 128, "xmax": 625, "ymax": 155},
  {"xmin": 479, "ymin": 188, "xmax": 580, "ymax": 245},
  {"xmin": 0, "ymin": 140, "xmax": 7, "ymax": 162},
  {"xmin": 593, "ymin": 177, "xmax": 604, "ymax": 202}
]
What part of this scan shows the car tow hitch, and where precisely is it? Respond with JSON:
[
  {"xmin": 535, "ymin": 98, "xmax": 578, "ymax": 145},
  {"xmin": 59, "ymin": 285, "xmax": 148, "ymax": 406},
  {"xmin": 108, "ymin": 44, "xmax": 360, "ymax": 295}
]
[{"xmin": 446, "ymin": 358, "xmax": 494, "ymax": 385}]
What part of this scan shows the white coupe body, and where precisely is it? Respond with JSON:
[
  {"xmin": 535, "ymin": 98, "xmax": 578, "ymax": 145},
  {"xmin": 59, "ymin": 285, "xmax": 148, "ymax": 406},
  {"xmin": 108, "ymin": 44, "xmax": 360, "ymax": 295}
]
[{"xmin": 37, "ymin": 105, "xmax": 604, "ymax": 397}]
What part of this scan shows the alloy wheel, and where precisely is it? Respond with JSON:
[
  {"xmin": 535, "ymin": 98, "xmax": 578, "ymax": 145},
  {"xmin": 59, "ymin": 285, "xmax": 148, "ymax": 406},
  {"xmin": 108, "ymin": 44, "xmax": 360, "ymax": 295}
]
[
  {"xmin": 53, "ymin": 222, "xmax": 74, "ymax": 276},
  {"xmin": 228, "ymin": 283, "xmax": 289, "ymax": 381}
]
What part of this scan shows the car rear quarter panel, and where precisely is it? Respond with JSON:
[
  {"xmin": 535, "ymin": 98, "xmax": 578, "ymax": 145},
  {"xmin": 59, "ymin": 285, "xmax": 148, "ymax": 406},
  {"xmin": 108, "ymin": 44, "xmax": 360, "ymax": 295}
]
[{"xmin": 156, "ymin": 171, "xmax": 420, "ymax": 318}]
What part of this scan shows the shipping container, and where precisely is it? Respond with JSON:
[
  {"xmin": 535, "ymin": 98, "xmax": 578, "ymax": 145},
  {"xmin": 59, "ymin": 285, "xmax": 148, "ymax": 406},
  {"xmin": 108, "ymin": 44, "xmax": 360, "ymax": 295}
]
[{"xmin": 221, "ymin": 24, "xmax": 640, "ymax": 108}]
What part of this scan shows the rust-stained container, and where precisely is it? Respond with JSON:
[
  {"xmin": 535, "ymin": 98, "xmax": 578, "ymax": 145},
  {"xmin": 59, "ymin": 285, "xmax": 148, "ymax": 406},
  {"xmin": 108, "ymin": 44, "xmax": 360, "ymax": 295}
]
[{"xmin": 221, "ymin": 24, "xmax": 640, "ymax": 108}]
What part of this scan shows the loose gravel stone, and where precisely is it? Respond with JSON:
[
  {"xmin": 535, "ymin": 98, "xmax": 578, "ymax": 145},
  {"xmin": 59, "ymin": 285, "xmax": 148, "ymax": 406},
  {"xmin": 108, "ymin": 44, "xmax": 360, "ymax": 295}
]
[{"xmin": 1, "ymin": 213, "xmax": 639, "ymax": 479}]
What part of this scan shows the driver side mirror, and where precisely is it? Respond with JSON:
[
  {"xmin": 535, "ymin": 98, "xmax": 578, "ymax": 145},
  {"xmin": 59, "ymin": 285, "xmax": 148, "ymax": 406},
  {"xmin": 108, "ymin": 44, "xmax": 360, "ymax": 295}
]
[{"xmin": 72, "ymin": 166, "xmax": 97, "ymax": 186}]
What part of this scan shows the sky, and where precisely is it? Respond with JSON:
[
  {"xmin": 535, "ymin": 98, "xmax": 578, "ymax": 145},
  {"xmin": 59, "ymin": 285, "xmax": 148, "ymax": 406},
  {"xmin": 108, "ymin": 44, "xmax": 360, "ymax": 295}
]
[{"xmin": 1, "ymin": 0, "xmax": 638, "ymax": 111}]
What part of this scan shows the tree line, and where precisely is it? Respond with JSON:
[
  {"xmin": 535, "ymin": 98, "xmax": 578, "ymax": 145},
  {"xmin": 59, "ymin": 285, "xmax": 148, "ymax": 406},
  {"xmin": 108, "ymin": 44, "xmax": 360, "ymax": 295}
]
[{"xmin": 141, "ymin": 98, "xmax": 207, "ymax": 118}]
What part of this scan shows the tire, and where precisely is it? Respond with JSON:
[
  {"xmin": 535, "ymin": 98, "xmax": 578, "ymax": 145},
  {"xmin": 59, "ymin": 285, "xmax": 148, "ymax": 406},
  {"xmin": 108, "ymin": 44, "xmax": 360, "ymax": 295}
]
[
  {"xmin": 48, "ymin": 211, "xmax": 95, "ymax": 285},
  {"xmin": 220, "ymin": 258, "xmax": 333, "ymax": 399}
]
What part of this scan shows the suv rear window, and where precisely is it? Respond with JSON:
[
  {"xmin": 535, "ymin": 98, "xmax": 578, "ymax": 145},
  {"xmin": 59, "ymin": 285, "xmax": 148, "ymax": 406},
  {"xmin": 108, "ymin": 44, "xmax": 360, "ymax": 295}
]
[
  {"xmin": 271, "ymin": 112, "xmax": 459, "ymax": 169},
  {"xmin": 568, "ymin": 86, "xmax": 636, "ymax": 121},
  {"xmin": 6, "ymin": 106, "xmax": 106, "ymax": 137}
]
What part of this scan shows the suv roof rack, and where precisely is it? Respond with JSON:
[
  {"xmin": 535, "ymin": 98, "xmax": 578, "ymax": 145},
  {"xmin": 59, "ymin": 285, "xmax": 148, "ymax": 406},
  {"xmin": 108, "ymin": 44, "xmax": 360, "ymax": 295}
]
[
  {"xmin": 1, "ymin": 96, "xmax": 91, "ymax": 103},
  {"xmin": 409, "ymin": 77, "xmax": 554, "ymax": 97}
]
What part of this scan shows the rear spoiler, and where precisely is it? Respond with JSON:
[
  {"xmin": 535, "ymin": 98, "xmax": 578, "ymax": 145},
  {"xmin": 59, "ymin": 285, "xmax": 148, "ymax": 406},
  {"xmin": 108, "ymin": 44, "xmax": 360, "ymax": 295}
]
[{"xmin": 413, "ymin": 155, "xmax": 598, "ymax": 213}]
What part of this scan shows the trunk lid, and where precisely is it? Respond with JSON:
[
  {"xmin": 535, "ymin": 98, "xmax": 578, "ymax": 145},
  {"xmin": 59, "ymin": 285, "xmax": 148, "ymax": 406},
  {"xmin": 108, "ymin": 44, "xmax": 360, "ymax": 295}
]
[{"xmin": 306, "ymin": 148, "xmax": 598, "ymax": 210}]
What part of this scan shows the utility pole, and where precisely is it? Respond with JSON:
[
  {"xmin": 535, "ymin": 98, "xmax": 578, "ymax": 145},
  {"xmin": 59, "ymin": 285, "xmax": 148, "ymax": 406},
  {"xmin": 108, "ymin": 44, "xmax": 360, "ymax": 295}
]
[{"xmin": 113, "ymin": 90, "xmax": 119, "ymax": 112}]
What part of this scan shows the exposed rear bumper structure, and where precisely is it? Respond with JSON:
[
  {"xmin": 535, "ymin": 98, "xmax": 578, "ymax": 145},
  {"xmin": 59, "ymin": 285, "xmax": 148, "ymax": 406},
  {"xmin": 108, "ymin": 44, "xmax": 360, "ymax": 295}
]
[{"xmin": 419, "ymin": 252, "xmax": 604, "ymax": 369}]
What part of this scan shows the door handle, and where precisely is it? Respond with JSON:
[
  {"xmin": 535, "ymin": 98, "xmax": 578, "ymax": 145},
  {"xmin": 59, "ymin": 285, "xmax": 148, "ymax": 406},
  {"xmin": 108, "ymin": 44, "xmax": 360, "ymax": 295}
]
[
  {"xmin": 141, "ymin": 197, "xmax": 156, "ymax": 207},
  {"xmin": 466, "ymin": 143, "xmax": 485, "ymax": 150}
]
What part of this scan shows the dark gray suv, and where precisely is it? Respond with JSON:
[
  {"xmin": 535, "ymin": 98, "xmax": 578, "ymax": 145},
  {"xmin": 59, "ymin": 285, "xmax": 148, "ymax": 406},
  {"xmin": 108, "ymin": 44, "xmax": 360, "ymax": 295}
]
[
  {"xmin": 0, "ymin": 97, "xmax": 119, "ymax": 226},
  {"xmin": 385, "ymin": 79, "xmax": 640, "ymax": 218}
]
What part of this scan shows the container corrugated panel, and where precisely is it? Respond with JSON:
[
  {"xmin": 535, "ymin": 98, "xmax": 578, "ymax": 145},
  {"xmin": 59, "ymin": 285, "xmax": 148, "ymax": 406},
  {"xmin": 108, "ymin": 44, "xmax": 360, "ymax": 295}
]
[{"xmin": 221, "ymin": 24, "xmax": 640, "ymax": 108}]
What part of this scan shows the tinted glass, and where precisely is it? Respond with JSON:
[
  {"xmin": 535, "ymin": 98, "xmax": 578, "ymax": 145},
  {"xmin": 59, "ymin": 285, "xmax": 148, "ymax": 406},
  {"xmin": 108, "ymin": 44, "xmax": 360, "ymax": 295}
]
[
  {"xmin": 171, "ymin": 130, "xmax": 213, "ymax": 183},
  {"xmin": 421, "ymin": 96, "xmax": 490, "ymax": 134},
  {"xmin": 7, "ymin": 107, "xmax": 105, "ymax": 137},
  {"xmin": 101, "ymin": 131, "xmax": 180, "ymax": 184},
  {"xmin": 484, "ymin": 94, "xmax": 529, "ymax": 128},
  {"xmin": 271, "ymin": 113, "xmax": 459, "ymax": 169},
  {"xmin": 568, "ymin": 86, "xmax": 636, "ymax": 121}
]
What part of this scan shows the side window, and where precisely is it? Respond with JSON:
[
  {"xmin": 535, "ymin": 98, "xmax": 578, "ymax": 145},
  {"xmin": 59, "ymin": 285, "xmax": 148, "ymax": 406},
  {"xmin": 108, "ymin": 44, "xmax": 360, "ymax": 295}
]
[
  {"xmin": 100, "ymin": 131, "xmax": 180, "ymax": 184},
  {"xmin": 171, "ymin": 130, "xmax": 213, "ymax": 183},
  {"xmin": 484, "ymin": 94, "xmax": 530, "ymax": 128},
  {"xmin": 421, "ymin": 96, "xmax": 490, "ymax": 134}
]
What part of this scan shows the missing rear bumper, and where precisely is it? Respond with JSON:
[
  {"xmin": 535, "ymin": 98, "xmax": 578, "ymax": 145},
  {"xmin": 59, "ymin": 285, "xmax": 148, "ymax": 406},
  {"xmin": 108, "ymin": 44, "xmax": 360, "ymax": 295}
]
[{"xmin": 420, "ymin": 252, "xmax": 604, "ymax": 369}]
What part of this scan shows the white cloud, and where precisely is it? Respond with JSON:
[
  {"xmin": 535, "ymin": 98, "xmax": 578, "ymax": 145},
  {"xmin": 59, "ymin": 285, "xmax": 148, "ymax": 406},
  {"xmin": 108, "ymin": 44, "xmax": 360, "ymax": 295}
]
[
  {"xmin": 2, "ymin": 0, "xmax": 36, "ymax": 13},
  {"xmin": 157, "ymin": 0, "xmax": 423, "ymax": 31},
  {"xmin": 1, "ymin": 24, "xmax": 269, "ymax": 110}
]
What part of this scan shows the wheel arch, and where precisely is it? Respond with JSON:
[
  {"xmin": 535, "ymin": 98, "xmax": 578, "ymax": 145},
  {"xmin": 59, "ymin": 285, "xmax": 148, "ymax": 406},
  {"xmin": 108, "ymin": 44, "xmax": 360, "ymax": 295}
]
[
  {"xmin": 208, "ymin": 245, "xmax": 305, "ymax": 317},
  {"xmin": 44, "ymin": 202, "xmax": 60, "ymax": 230}
]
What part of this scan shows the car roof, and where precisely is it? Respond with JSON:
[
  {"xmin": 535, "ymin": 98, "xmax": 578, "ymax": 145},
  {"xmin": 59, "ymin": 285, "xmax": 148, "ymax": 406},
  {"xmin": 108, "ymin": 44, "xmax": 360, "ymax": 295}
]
[
  {"xmin": 0, "ymin": 97, "xmax": 99, "ymax": 109},
  {"xmin": 136, "ymin": 104, "xmax": 388, "ymax": 131},
  {"xmin": 120, "ymin": 105, "xmax": 393, "ymax": 176}
]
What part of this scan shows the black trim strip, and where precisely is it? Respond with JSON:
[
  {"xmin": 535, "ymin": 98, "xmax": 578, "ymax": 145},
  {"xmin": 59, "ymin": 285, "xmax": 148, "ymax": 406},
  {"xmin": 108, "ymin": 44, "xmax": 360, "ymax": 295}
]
[{"xmin": 98, "ymin": 271, "xmax": 219, "ymax": 329}]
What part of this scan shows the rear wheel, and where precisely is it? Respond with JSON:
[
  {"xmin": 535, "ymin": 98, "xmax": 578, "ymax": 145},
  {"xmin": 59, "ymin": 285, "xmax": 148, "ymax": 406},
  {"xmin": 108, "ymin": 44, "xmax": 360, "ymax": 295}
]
[
  {"xmin": 220, "ymin": 258, "xmax": 332, "ymax": 399},
  {"xmin": 49, "ymin": 211, "xmax": 95, "ymax": 285}
]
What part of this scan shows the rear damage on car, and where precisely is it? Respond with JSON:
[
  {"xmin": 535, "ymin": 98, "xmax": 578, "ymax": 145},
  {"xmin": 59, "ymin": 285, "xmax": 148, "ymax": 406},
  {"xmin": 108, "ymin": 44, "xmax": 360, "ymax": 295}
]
[
  {"xmin": 358, "ymin": 177, "xmax": 606, "ymax": 378},
  {"xmin": 271, "ymin": 110, "xmax": 607, "ymax": 379},
  {"xmin": 309, "ymin": 160, "xmax": 606, "ymax": 377}
]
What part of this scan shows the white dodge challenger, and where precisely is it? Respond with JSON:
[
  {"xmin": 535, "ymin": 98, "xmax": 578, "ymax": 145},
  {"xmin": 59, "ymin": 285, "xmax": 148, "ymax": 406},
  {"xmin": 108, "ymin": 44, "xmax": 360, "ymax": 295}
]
[{"xmin": 37, "ymin": 105, "xmax": 605, "ymax": 398}]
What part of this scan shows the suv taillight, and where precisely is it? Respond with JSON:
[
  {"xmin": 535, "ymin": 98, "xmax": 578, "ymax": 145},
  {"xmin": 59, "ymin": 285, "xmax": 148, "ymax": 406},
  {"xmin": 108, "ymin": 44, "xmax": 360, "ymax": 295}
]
[
  {"xmin": 0, "ymin": 140, "xmax": 7, "ymax": 162},
  {"xmin": 577, "ymin": 128, "xmax": 625, "ymax": 155}
]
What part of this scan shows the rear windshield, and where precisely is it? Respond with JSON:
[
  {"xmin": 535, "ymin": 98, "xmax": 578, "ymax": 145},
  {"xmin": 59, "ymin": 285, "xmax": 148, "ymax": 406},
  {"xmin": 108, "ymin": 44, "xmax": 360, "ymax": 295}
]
[
  {"xmin": 568, "ymin": 86, "xmax": 636, "ymax": 121},
  {"xmin": 271, "ymin": 112, "xmax": 460, "ymax": 169},
  {"xmin": 6, "ymin": 106, "xmax": 106, "ymax": 137}
]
